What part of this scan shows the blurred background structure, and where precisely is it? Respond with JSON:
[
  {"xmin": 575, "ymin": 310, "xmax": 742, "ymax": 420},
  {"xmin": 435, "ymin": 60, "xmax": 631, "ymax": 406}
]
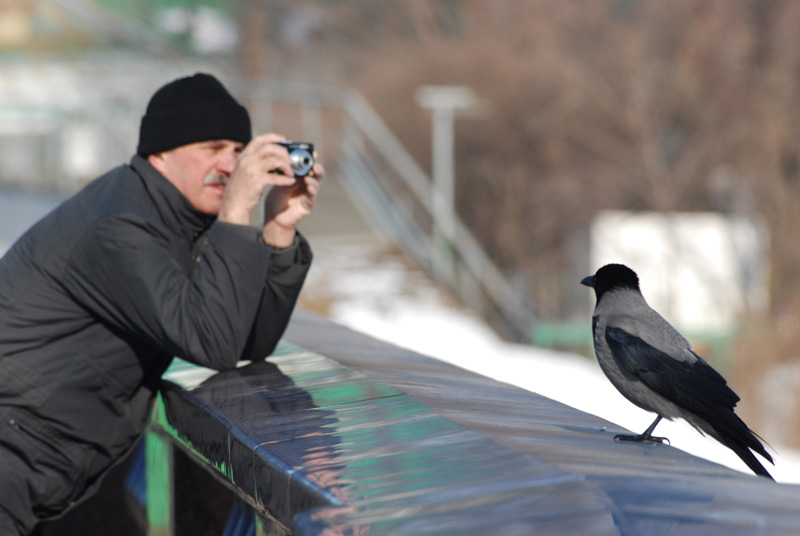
[{"xmin": 3, "ymin": 0, "xmax": 800, "ymax": 450}]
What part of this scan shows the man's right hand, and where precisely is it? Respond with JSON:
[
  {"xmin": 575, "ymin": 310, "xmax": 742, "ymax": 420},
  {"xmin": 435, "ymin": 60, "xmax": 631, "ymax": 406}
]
[{"xmin": 217, "ymin": 133, "xmax": 296, "ymax": 226}]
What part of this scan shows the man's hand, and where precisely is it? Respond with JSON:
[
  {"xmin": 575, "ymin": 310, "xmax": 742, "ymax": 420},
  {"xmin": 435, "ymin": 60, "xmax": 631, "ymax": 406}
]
[
  {"xmin": 262, "ymin": 162, "xmax": 324, "ymax": 247},
  {"xmin": 217, "ymin": 133, "xmax": 296, "ymax": 226}
]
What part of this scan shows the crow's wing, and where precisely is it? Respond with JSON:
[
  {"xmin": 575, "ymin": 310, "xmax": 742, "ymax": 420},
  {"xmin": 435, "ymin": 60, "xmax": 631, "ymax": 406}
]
[{"xmin": 605, "ymin": 325, "xmax": 740, "ymax": 416}]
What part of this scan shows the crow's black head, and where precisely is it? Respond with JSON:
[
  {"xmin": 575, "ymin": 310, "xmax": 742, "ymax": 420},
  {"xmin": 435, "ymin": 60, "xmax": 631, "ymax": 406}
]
[{"xmin": 581, "ymin": 263, "xmax": 641, "ymax": 301}]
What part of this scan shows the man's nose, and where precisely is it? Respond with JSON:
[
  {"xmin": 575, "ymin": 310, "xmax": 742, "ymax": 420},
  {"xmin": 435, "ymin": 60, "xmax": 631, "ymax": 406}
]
[{"xmin": 218, "ymin": 152, "xmax": 238, "ymax": 174}]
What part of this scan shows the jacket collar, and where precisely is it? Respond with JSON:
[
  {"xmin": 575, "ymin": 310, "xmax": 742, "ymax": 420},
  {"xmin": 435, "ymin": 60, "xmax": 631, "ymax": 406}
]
[{"xmin": 129, "ymin": 155, "xmax": 217, "ymax": 238}]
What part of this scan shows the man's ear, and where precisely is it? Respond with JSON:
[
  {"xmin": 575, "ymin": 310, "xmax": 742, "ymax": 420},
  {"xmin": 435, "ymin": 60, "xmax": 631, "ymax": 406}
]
[{"xmin": 148, "ymin": 152, "xmax": 166, "ymax": 174}]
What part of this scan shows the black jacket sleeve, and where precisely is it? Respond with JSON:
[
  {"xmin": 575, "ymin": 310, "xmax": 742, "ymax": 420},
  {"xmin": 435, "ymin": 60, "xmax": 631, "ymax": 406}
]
[
  {"xmin": 61, "ymin": 214, "xmax": 310, "ymax": 370},
  {"xmin": 241, "ymin": 233, "xmax": 312, "ymax": 360}
]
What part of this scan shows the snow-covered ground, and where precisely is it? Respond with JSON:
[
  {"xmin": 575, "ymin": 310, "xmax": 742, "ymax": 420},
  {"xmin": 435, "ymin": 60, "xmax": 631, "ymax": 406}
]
[{"xmin": 301, "ymin": 241, "xmax": 800, "ymax": 484}]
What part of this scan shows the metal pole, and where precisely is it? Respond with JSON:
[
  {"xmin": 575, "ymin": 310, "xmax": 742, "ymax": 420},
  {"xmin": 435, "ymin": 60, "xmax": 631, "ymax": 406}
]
[
  {"xmin": 431, "ymin": 106, "xmax": 456, "ymax": 244},
  {"xmin": 415, "ymin": 86, "xmax": 478, "ymax": 281}
]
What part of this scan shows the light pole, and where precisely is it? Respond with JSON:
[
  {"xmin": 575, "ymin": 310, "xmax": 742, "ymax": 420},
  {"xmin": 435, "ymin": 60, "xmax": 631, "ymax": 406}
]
[{"xmin": 415, "ymin": 85, "xmax": 478, "ymax": 277}]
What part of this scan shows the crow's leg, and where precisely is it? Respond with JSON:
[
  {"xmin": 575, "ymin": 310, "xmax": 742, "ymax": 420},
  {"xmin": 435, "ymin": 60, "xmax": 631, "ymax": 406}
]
[{"xmin": 614, "ymin": 416, "xmax": 670, "ymax": 444}]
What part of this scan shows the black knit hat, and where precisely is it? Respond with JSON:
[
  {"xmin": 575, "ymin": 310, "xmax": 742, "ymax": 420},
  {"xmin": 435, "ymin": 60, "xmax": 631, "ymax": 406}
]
[{"xmin": 137, "ymin": 73, "xmax": 252, "ymax": 157}]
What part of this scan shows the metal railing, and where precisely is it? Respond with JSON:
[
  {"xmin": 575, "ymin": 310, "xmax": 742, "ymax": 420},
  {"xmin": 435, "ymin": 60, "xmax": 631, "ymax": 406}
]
[{"xmin": 119, "ymin": 311, "xmax": 800, "ymax": 536}]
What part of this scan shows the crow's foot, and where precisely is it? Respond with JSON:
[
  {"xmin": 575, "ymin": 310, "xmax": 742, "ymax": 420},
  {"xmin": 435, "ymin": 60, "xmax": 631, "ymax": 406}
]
[{"xmin": 614, "ymin": 433, "xmax": 670, "ymax": 445}]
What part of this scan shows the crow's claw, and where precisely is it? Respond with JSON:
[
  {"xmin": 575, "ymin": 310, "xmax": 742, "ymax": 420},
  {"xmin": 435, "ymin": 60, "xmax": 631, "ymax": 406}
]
[{"xmin": 614, "ymin": 433, "xmax": 670, "ymax": 445}]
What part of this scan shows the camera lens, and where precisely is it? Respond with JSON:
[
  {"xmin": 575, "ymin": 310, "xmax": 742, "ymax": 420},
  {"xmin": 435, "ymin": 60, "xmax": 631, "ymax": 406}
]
[{"xmin": 289, "ymin": 149, "xmax": 314, "ymax": 177}]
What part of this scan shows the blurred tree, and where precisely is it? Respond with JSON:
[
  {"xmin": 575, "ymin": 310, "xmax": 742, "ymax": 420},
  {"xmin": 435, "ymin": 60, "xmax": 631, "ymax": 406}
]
[
  {"xmin": 240, "ymin": 0, "xmax": 269, "ymax": 77},
  {"xmin": 251, "ymin": 0, "xmax": 800, "ymax": 436}
]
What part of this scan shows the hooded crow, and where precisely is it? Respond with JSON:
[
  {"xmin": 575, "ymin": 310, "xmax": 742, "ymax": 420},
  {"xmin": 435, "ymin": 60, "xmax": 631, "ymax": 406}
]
[{"xmin": 581, "ymin": 263, "xmax": 774, "ymax": 479}]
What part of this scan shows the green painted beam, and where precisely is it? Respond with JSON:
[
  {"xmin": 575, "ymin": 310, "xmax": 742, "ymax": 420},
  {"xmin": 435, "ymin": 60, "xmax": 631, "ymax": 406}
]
[{"xmin": 145, "ymin": 430, "xmax": 173, "ymax": 536}]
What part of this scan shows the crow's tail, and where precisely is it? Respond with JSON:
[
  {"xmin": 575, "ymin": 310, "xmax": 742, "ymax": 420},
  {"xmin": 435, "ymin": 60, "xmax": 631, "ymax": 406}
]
[
  {"xmin": 727, "ymin": 439, "xmax": 774, "ymax": 479},
  {"xmin": 712, "ymin": 413, "xmax": 774, "ymax": 480}
]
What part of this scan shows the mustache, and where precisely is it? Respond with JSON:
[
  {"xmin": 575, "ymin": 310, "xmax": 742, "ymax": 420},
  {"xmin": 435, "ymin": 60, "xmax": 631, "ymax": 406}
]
[{"xmin": 203, "ymin": 172, "xmax": 229, "ymax": 186}]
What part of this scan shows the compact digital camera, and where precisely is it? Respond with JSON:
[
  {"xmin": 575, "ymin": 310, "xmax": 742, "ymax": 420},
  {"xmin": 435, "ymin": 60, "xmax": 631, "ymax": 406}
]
[{"xmin": 277, "ymin": 141, "xmax": 315, "ymax": 178}]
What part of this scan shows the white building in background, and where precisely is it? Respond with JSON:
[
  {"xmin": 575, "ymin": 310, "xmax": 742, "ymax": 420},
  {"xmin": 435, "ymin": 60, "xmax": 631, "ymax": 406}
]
[
  {"xmin": 0, "ymin": 0, "xmax": 242, "ymax": 191},
  {"xmin": 586, "ymin": 210, "xmax": 769, "ymax": 333}
]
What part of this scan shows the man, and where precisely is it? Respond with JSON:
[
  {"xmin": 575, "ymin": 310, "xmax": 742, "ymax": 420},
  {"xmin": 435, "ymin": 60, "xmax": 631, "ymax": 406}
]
[{"xmin": 0, "ymin": 73, "xmax": 322, "ymax": 534}]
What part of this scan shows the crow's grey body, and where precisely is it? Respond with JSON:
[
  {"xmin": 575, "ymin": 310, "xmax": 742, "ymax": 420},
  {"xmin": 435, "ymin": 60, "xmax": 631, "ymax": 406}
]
[
  {"xmin": 582, "ymin": 263, "xmax": 774, "ymax": 479},
  {"xmin": 592, "ymin": 289, "xmax": 696, "ymax": 420}
]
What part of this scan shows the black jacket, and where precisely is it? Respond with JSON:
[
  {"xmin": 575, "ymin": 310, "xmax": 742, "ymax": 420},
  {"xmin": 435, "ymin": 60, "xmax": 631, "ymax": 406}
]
[{"xmin": 0, "ymin": 155, "xmax": 311, "ymax": 476}]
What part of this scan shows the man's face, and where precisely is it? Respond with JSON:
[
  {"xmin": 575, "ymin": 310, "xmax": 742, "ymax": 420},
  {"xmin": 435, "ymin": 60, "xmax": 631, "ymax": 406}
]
[{"xmin": 149, "ymin": 140, "xmax": 244, "ymax": 215}]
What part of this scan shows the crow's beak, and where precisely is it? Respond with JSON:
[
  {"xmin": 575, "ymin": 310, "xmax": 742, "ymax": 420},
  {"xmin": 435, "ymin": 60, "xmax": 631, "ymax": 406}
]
[{"xmin": 580, "ymin": 275, "xmax": 596, "ymax": 288}]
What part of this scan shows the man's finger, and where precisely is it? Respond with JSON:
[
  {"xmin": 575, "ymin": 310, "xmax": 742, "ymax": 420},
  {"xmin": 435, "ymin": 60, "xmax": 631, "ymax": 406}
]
[{"xmin": 309, "ymin": 163, "xmax": 325, "ymax": 180}]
